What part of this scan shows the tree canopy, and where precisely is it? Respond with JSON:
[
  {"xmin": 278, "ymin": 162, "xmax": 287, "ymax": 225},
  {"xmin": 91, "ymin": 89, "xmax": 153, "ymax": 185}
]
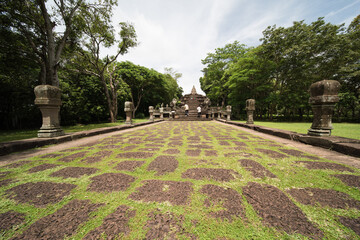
[{"xmin": 200, "ymin": 16, "xmax": 360, "ymax": 122}]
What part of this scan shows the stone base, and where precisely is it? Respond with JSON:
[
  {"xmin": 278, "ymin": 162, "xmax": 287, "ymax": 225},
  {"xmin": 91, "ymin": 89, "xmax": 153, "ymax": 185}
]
[
  {"xmin": 307, "ymin": 128, "xmax": 331, "ymax": 136},
  {"xmin": 38, "ymin": 128, "xmax": 65, "ymax": 138}
]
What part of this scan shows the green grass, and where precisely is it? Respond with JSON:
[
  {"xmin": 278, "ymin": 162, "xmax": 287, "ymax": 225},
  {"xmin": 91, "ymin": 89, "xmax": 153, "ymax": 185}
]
[
  {"xmin": 234, "ymin": 121, "xmax": 360, "ymax": 140},
  {"xmin": 0, "ymin": 121, "xmax": 359, "ymax": 239},
  {"xmin": 0, "ymin": 119, "xmax": 148, "ymax": 143}
]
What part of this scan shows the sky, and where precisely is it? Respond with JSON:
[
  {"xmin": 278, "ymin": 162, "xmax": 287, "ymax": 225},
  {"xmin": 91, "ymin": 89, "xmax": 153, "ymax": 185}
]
[{"xmin": 109, "ymin": 0, "xmax": 360, "ymax": 95}]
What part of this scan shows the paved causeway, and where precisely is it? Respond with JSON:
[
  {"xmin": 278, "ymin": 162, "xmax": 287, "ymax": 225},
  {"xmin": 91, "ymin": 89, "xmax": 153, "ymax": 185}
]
[{"xmin": 0, "ymin": 121, "xmax": 359, "ymax": 239}]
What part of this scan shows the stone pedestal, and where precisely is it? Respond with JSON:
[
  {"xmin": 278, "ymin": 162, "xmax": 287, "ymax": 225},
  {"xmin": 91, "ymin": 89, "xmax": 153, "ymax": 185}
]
[
  {"xmin": 160, "ymin": 107, "xmax": 164, "ymax": 119},
  {"xmin": 34, "ymin": 85, "xmax": 64, "ymax": 138},
  {"xmin": 149, "ymin": 106, "xmax": 154, "ymax": 122},
  {"xmin": 308, "ymin": 80, "xmax": 340, "ymax": 136},
  {"xmin": 124, "ymin": 101, "xmax": 133, "ymax": 125},
  {"xmin": 217, "ymin": 107, "xmax": 221, "ymax": 120},
  {"xmin": 246, "ymin": 99, "xmax": 255, "ymax": 124},
  {"xmin": 226, "ymin": 105, "xmax": 232, "ymax": 121}
]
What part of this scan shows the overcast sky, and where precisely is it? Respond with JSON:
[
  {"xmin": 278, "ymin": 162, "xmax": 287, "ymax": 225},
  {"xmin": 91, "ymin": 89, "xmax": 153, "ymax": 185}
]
[{"xmin": 109, "ymin": 0, "xmax": 360, "ymax": 95}]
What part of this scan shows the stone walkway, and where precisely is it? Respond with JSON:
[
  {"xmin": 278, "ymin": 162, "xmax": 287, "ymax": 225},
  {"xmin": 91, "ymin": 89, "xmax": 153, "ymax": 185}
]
[{"xmin": 0, "ymin": 121, "xmax": 359, "ymax": 239}]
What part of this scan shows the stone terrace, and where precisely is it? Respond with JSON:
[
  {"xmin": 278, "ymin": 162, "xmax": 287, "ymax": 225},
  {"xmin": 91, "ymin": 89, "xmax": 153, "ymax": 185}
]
[{"xmin": 0, "ymin": 121, "xmax": 359, "ymax": 239}]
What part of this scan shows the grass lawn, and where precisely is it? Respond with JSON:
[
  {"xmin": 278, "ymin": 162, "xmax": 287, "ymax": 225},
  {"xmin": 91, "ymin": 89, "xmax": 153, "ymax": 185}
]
[
  {"xmin": 234, "ymin": 121, "xmax": 360, "ymax": 140},
  {"xmin": 0, "ymin": 119, "xmax": 148, "ymax": 143},
  {"xmin": 0, "ymin": 121, "xmax": 359, "ymax": 239}
]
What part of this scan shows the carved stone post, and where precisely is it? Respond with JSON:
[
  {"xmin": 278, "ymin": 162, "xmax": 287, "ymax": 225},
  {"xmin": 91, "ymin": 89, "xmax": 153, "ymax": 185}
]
[
  {"xmin": 149, "ymin": 106, "xmax": 154, "ymax": 122},
  {"xmin": 160, "ymin": 107, "xmax": 164, "ymax": 120},
  {"xmin": 308, "ymin": 80, "xmax": 340, "ymax": 136},
  {"xmin": 217, "ymin": 107, "xmax": 221, "ymax": 120},
  {"xmin": 210, "ymin": 108, "xmax": 214, "ymax": 119},
  {"xmin": 124, "ymin": 101, "xmax": 133, "ymax": 125},
  {"xmin": 226, "ymin": 105, "xmax": 232, "ymax": 121},
  {"xmin": 246, "ymin": 99, "xmax": 255, "ymax": 124},
  {"xmin": 34, "ymin": 85, "xmax": 64, "ymax": 138}
]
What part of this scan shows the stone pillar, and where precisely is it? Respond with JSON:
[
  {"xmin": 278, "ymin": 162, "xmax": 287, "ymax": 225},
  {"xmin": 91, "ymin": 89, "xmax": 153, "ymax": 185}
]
[
  {"xmin": 34, "ymin": 85, "xmax": 64, "ymax": 138},
  {"xmin": 308, "ymin": 80, "xmax": 340, "ymax": 136},
  {"xmin": 124, "ymin": 101, "xmax": 133, "ymax": 125},
  {"xmin": 246, "ymin": 99, "xmax": 255, "ymax": 124},
  {"xmin": 210, "ymin": 108, "xmax": 214, "ymax": 119},
  {"xmin": 217, "ymin": 107, "xmax": 221, "ymax": 120},
  {"xmin": 149, "ymin": 106, "xmax": 154, "ymax": 122},
  {"xmin": 159, "ymin": 107, "xmax": 164, "ymax": 120},
  {"xmin": 226, "ymin": 105, "xmax": 232, "ymax": 121}
]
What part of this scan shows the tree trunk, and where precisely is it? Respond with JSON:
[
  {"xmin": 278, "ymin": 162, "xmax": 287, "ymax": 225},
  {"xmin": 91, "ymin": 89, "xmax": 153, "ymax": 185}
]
[{"xmin": 100, "ymin": 75, "xmax": 116, "ymax": 122}]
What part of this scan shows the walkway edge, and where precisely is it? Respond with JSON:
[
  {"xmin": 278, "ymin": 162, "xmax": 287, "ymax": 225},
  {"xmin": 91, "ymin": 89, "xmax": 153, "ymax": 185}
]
[
  {"xmin": 0, "ymin": 120, "xmax": 163, "ymax": 156},
  {"xmin": 217, "ymin": 119, "xmax": 360, "ymax": 158}
]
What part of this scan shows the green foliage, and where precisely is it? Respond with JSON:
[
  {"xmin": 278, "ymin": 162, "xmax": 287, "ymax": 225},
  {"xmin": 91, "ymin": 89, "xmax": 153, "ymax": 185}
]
[
  {"xmin": 115, "ymin": 61, "xmax": 181, "ymax": 117},
  {"xmin": 200, "ymin": 41, "xmax": 248, "ymax": 107},
  {"xmin": 200, "ymin": 16, "xmax": 360, "ymax": 122}
]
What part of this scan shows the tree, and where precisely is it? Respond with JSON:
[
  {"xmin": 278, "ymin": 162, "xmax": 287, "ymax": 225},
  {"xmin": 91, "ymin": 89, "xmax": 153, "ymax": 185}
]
[
  {"xmin": 70, "ymin": 3, "xmax": 137, "ymax": 122},
  {"xmin": 260, "ymin": 18, "xmax": 347, "ymax": 119},
  {"xmin": 116, "ymin": 61, "xmax": 173, "ymax": 117},
  {"xmin": 200, "ymin": 41, "xmax": 248, "ymax": 107},
  {"xmin": 0, "ymin": 0, "xmax": 97, "ymax": 86},
  {"xmin": 225, "ymin": 46, "xmax": 275, "ymax": 119},
  {"xmin": 164, "ymin": 67, "xmax": 183, "ymax": 100}
]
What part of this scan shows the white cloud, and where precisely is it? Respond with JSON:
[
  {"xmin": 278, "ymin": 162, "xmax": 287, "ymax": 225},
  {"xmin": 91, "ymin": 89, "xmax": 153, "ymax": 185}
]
[{"xmin": 100, "ymin": 0, "xmax": 360, "ymax": 98}]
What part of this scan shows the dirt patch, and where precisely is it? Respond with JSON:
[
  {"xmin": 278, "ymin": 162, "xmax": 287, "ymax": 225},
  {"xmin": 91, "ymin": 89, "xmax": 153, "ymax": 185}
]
[
  {"xmin": 219, "ymin": 141, "xmax": 230, "ymax": 146},
  {"xmin": 287, "ymin": 188, "xmax": 360, "ymax": 210},
  {"xmin": 255, "ymin": 148, "xmax": 287, "ymax": 159},
  {"xmin": 238, "ymin": 136, "xmax": 249, "ymax": 140},
  {"xmin": 82, "ymin": 150, "xmax": 113, "ymax": 164},
  {"xmin": 205, "ymin": 150, "xmax": 218, "ymax": 157},
  {"xmin": 84, "ymin": 205, "xmax": 136, "ymax": 239},
  {"xmin": 242, "ymin": 182, "xmax": 323, "ymax": 239},
  {"xmin": 139, "ymin": 147, "xmax": 160, "ymax": 152},
  {"xmin": 39, "ymin": 153, "xmax": 63, "ymax": 158},
  {"xmin": 0, "ymin": 171, "xmax": 11, "ymax": 178},
  {"xmin": 296, "ymin": 161, "xmax": 354, "ymax": 172},
  {"xmin": 6, "ymin": 181, "xmax": 76, "ymax": 207},
  {"xmin": 117, "ymin": 152, "xmax": 154, "ymax": 159},
  {"xmin": 332, "ymin": 174, "xmax": 360, "ymax": 189},
  {"xmin": 338, "ymin": 216, "xmax": 360, "ymax": 236},
  {"xmin": 5, "ymin": 160, "xmax": 30, "ymax": 168},
  {"xmin": 88, "ymin": 173, "xmax": 136, "ymax": 192},
  {"xmin": 114, "ymin": 161, "xmax": 145, "ymax": 172},
  {"xmin": 145, "ymin": 144, "xmax": 163, "ymax": 147},
  {"xmin": 144, "ymin": 209, "xmax": 196, "ymax": 240},
  {"xmin": 50, "ymin": 167, "xmax": 98, "ymax": 179},
  {"xmin": 0, "ymin": 179, "xmax": 15, "ymax": 187},
  {"xmin": 147, "ymin": 156, "xmax": 178, "ymax": 175},
  {"xmin": 12, "ymin": 200, "xmax": 102, "ymax": 240},
  {"xmin": 279, "ymin": 149, "xmax": 309, "ymax": 157},
  {"xmin": 188, "ymin": 144, "xmax": 213, "ymax": 149},
  {"xmin": 58, "ymin": 151, "xmax": 88, "ymax": 162},
  {"xmin": 163, "ymin": 149, "xmax": 180, "ymax": 154},
  {"xmin": 128, "ymin": 180, "xmax": 193, "ymax": 205},
  {"xmin": 168, "ymin": 141, "xmax": 183, "ymax": 147},
  {"xmin": 200, "ymin": 184, "xmax": 245, "ymax": 221},
  {"xmin": 224, "ymin": 152, "xmax": 260, "ymax": 158},
  {"xmin": 239, "ymin": 159, "xmax": 277, "ymax": 178},
  {"xmin": 186, "ymin": 149, "xmax": 201, "ymax": 157},
  {"xmin": 122, "ymin": 145, "xmax": 138, "ymax": 151},
  {"xmin": 0, "ymin": 210, "xmax": 25, "ymax": 231},
  {"xmin": 188, "ymin": 136, "xmax": 201, "ymax": 141},
  {"xmin": 233, "ymin": 141, "xmax": 247, "ymax": 147},
  {"xmin": 181, "ymin": 168, "xmax": 238, "ymax": 182},
  {"xmin": 28, "ymin": 164, "xmax": 58, "ymax": 173}
]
